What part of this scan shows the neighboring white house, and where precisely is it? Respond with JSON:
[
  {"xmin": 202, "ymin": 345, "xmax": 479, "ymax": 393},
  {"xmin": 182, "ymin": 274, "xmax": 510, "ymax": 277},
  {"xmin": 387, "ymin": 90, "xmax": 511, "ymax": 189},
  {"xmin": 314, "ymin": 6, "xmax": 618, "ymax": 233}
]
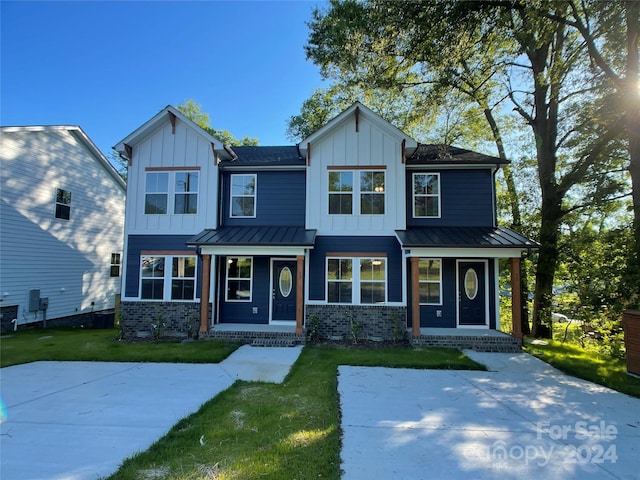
[{"xmin": 0, "ymin": 125, "xmax": 126, "ymax": 332}]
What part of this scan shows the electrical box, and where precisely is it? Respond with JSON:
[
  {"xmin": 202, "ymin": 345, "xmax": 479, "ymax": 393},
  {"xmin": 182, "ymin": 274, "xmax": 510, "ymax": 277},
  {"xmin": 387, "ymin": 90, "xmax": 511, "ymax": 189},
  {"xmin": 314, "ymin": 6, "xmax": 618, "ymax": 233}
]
[
  {"xmin": 28, "ymin": 289, "xmax": 40, "ymax": 312},
  {"xmin": 39, "ymin": 298, "xmax": 49, "ymax": 310}
]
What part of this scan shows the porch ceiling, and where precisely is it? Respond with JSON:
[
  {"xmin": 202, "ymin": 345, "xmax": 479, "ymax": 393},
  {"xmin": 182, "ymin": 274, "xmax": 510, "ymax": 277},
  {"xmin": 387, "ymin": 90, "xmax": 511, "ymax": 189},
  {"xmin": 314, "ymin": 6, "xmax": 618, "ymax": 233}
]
[{"xmin": 395, "ymin": 226, "xmax": 539, "ymax": 251}]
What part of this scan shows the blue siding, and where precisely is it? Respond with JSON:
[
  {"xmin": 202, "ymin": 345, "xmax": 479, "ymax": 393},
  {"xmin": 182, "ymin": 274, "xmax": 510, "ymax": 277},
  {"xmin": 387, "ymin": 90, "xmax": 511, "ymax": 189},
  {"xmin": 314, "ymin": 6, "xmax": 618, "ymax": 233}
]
[
  {"xmin": 407, "ymin": 258, "xmax": 496, "ymax": 329},
  {"xmin": 218, "ymin": 256, "xmax": 271, "ymax": 324},
  {"xmin": 125, "ymin": 235, "xmax": 200, "ymax": 298},
  {"xmin": 309, "ymin": 236, "xmax": 403, "ymax": 302},
  {"xmin": 407, "ymin": 169, "xmax": 494, "ymax": 227},
  {"xmin": 222, "ymin": 170, "xmax": 306, "ymax": 226}
]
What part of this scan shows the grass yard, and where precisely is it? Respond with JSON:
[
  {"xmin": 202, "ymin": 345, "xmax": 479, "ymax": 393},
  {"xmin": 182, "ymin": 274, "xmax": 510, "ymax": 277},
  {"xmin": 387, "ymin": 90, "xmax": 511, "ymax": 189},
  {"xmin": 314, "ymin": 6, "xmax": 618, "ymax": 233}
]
[
  {"xmin": 524, "ymin": 338, "xmax": 640, "ymax": 398},
  {"xmin": 108, "ymin": 345, "xmax": 484, "ymax": 480},
  {"xmin": 0, "ymin": 328, "xmax": 240, "ymax": 367}
]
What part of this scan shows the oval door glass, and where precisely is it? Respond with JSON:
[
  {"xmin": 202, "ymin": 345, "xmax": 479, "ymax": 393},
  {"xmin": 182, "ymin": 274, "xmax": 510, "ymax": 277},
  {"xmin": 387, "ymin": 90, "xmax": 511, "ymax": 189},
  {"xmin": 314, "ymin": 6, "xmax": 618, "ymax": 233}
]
[
  {"xmin": 464, "ymin": 268, "xmax": 478, "ymax": 300},
  {"xmin": 279, "ymin": 267, "xmax": 293, "ymax": 298}
]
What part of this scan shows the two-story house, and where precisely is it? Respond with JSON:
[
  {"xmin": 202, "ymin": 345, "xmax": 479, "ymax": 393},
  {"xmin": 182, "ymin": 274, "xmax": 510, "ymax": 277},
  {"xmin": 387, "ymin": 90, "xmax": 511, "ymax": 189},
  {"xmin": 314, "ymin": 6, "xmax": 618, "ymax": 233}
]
[
  {"xmin": 115, "ymin": 103, "xmax": 536, "ymax": 349},
  {"xmin": 1, "ymin": 125, "xmax": 126, "ymax": 333}
]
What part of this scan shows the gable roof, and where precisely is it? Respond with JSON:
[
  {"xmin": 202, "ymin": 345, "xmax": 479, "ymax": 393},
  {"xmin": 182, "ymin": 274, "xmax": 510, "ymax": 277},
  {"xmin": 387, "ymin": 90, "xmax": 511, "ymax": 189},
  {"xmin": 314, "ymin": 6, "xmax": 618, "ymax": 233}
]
[
  {"xmin": 407, "ymin": 144, "xmax": 508, "ymax": 166},
  {"xmin": 112, "ymin": 105, "xmax": 233, "ymax": 162},
  {"xmin": 299, "ymin": 101, "xmax": 418, "ymax": 154},
  {"xmin": 1, "ymin": 125, "xmax": 126, "ymax": 191}
]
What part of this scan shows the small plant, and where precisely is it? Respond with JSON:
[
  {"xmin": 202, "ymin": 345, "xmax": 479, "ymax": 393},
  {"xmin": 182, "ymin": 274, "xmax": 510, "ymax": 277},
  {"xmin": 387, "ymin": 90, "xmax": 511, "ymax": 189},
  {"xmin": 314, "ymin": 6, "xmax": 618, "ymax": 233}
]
[
  {"xmin": 391, "ymin": 312, "xmax": 403, "ymax": 344},
  {"xmin": 307, "ymin": 314, "xmax": 319, "ymax": 342},
  {"xmin": 116, "ymin": 310, "xmax": 125, "ymax": 341},
  {"xmin": 348, "ymin": 312, "xmax": 362, "ymax": 345},
  {"xmin": 186, "ymin": 311, "xmax": 199, "ymax": 339},
  {"xmin": 151, "ymin": 310, "xmax": 166, "ymax": 340}
]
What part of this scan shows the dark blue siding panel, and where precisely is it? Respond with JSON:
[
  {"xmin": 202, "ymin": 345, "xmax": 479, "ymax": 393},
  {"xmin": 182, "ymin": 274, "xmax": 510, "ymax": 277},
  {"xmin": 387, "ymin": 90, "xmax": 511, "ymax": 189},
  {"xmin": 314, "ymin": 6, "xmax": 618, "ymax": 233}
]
[
  {"xmin": 407, "ymin": 169, "xmax": 494, "ymax": 227},
  {"xmin": 218, "ymin": 256, "xmax": 270, "ymax": 324},
  {"xmin": 406, "ymin": 258, "xmax": 497, "ymax": 329},
  {"xmin": 223, "ymin": 170, "xmax": 306, "ymax": 226},
  {"xmin": 309, "ymin": 236, "xmax": 403, "ymax": 302},
  {"xmin": 125, "ymin": 235, "xmax": 200, "ymax": 298}
]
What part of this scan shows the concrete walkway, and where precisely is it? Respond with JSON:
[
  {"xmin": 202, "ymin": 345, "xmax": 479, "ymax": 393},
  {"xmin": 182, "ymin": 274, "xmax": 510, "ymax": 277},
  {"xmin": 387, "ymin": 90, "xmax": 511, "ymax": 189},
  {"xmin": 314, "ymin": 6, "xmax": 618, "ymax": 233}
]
[
  {"xmin": 339, "ymin": 351, "xmax": 640, "ymax": 480},
  {"xmin": 0, "ymin": 345, "xmax": 302, "ymax": 480}
]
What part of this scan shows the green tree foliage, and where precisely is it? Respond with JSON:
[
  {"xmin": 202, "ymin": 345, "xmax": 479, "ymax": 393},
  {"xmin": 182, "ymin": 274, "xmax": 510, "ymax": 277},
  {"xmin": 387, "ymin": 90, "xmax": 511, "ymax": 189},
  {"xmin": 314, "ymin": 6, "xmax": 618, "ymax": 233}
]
[
  {"xmin": 177, "ymin": 99, "xmax": 259, "ymax": 146},
  {"xmin": 304, "ymin": 0, "xmax": 631, "ymax": 337}
]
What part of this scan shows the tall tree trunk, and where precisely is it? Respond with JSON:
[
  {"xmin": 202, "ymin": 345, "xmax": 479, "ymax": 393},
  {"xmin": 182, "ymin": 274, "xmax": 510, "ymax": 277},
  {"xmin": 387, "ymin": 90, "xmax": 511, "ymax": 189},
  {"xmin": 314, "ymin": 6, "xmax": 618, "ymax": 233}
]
[{"xmin": 625, "ymin": 1, "xmax": 640, "ymax": 302}]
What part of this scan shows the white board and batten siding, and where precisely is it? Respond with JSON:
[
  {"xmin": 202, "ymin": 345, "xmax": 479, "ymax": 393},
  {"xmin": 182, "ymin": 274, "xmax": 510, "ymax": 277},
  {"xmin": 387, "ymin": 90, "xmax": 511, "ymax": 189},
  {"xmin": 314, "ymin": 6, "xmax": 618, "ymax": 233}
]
[
  {"xmin": 305, "ymin": 108, "xmax": 410, "ymax": 236},
  {"xmin": 0, "ymin": 126, "xmax": 126, "ymax": 326},
  {"xmin": 124, "ymin": 117, "xmax": 219, "ymax": 235}
]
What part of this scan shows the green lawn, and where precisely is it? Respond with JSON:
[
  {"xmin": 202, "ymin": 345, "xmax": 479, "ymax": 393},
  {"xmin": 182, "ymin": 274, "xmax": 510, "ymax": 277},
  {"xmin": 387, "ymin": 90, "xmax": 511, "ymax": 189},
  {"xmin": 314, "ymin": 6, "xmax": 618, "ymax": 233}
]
[
  {"xmin": 108, "ymin": 345, "xmax": 484, "ymax": 480},
  {"xmin": 0, "ymin": 328, "xmax": 239, "ymax": 367},
  {"xmin": 524, "ymin": 338, "xmax": 640, "ymax": 398}
]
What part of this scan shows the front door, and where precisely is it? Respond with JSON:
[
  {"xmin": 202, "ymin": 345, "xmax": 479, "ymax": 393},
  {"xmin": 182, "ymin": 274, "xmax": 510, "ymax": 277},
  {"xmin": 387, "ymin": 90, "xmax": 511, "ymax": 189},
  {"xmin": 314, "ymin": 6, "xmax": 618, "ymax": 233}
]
[
  {"xmin": 458, "ymin": 261, "xmax": 487, "ymax": 326},
  {"xmin": 271, "ymin": 260, "xmax": 296, "ymax": 322}
]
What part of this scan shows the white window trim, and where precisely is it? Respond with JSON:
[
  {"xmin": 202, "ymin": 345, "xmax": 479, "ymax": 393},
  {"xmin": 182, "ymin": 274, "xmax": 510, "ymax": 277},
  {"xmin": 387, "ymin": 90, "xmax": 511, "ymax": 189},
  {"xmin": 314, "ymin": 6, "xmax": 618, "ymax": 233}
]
[
  {"xmin": 412, "ymin": 172, "xmax": 441, "ymax": 218},
  {"xmin": 139, "ymin": 254, "xmax": 198, "ymax": 301},
  {"xmin": 326, "ymin": 256, "xmax": 387, "ymax": 305},
  {"xmin": 144, "ymin": 170, "xmax": 200, "ymax": 216},
  {"xmin": 418, "ymin": 257, "xmax": 443, "ymax": 306},
  {"xmin": 230, "ymin": 174, "xmax": 257, "ymax": 218},
  {"xmin": 327, "ymin": 169, "xmax": 386, "ymax": 216},
  {"xmin": 225, "ymin": 256, "xmax": 254, "ymax": 302}
]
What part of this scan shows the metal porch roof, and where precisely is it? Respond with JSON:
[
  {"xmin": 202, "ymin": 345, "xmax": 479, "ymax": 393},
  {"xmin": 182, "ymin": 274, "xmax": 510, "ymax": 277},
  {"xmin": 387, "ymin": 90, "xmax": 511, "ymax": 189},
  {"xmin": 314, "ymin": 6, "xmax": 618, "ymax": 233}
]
[
  {"xmin": 395, "ymin": 226, "xmax": 538, "ymax": 249},
  {"xmin": 187, "ymin": 226, "xmax": 317, "ymax": 247}
]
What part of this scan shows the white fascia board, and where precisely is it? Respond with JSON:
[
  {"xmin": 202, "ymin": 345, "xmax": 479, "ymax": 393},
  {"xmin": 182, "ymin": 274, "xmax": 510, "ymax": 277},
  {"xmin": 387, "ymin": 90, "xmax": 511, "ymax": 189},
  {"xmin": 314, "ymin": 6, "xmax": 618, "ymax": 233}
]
[
  {"xmin": 112, "ymin": 105, "xmax": 226, "ymax": 156},
  {"xmin": 406, "ymin": 247, "xmax": 527, "ymax": 258},
  {"xmin": 300, "ymin": 101, "xmax": 418, "ymax": 151},
  {"xmin": 198, "ymin": 246, "xmax": 309, "ymax": 256}
]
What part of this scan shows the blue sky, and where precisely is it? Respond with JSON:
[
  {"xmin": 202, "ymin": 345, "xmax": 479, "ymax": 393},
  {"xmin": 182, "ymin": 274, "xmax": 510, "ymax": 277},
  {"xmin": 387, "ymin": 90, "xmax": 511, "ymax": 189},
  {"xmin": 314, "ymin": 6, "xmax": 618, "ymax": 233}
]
[{"xmin": 1, "ymin": 0, "xmax": 326, "ymax": 158}]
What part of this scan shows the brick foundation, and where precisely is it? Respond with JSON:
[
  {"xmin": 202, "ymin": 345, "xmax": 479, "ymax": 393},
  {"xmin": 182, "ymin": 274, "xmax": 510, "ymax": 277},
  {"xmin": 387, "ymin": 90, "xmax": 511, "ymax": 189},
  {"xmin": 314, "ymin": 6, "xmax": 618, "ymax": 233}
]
[
  {"xmin": 305, "ymin": 305, "xmax": 407, "ymax": 342},
  {"xmin": 120, "ymin": 301, "xmax": 203, "ymax": 339}
]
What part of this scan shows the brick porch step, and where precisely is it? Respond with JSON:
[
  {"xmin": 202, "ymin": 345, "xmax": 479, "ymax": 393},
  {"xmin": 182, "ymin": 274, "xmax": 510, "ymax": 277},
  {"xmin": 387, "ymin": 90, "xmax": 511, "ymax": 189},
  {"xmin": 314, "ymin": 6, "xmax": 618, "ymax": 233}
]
[
  {"xmin": 411, "ymin": 334, "xmax": 522, "ymax": 353},
  {"xmin": 201, "ymin": 329, "xmax": 306, "ymax": 346}
]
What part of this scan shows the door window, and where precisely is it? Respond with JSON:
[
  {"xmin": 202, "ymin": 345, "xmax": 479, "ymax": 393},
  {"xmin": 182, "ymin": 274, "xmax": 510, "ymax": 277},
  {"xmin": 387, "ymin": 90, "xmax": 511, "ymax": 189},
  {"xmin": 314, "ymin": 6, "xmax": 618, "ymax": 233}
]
[
  {"xmin": 464, "ymin": 268, "xmax": 478, "ymax": 300},
  {"xmin": 279, "ymin": 266, "xmax": 293, "ymax": 298}
]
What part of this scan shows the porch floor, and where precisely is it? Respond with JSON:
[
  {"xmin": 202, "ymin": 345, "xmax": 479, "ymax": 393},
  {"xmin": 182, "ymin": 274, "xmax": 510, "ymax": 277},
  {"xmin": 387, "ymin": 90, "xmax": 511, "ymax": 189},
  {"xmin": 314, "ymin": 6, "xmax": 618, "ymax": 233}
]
[
  {"xmin": 203, "ymin": 323, "xmax": 304, "ymax": 346},
  {"xmin": 411, "ymin": 327, "xmax": 521, "ymax": 353}
]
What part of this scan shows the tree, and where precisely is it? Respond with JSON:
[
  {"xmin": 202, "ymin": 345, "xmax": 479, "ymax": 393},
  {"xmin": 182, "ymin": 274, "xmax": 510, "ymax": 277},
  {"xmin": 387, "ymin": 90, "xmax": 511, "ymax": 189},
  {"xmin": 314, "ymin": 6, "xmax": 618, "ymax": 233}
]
[
  {"xmin": 177, "ymin": 99, "xmax": 259, "ymax": 146},
  {"xmin": 305, "ymin": 0, "xmax": 629, "ymax": 336}
]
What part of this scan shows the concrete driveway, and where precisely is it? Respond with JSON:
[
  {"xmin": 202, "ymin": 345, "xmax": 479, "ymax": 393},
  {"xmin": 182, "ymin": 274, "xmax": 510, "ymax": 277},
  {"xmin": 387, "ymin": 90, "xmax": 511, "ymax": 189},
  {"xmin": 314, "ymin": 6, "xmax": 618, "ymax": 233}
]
[
  {"xmin": 339, "ymin": 351, "xmax": 640, "ymax": 480},
  {"xmin": 0, "ymin": 346, "xmax": 302, "ymax": 480}
]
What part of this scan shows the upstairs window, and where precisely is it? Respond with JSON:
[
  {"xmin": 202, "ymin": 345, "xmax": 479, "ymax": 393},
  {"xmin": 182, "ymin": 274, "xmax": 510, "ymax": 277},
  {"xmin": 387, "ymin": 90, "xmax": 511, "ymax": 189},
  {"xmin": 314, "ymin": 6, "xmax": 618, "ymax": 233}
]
[
  {"xmin": 55, "ymin": 188, "xmax": 72, "ymax": 220},
  {"xmin": 328, "ymin": 171, "xmax": 353, "ymax": 215},
  {"xmin": 360, "ymin": 171, "xmax": 385, "ymax": 214},
  {"xmin": 413, "ymin": 173, "xmax": 440, "ymax": 218},
  {"xmin": 230, "ymin": 174, "xmax": 256, "ymax": 217},
  {"xmin": 110, "ymin": 253, "xmax": 121, "ymax": 277},
  {"xmin": 145, "ymin": 170, "xmax": 199, "ymax": 215},
  {"xmin": 328, "ymin": 169, "xmax": 385, "ymax": 215},
  {"xmin": 174, "ymin": 172, "xmax": 199, "ymax": 214},
  {"xmin": 145, "ymin": 172, "xmax": 169, "ymax": 214}
]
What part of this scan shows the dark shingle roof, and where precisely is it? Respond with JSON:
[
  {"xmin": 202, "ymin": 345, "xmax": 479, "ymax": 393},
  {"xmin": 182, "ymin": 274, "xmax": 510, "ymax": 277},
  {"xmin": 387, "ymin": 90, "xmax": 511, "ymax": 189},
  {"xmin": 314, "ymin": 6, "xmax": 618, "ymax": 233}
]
[
  {"xmin": 220, "ymin": 146, "xmax": 304, "ymax": 167},
  {"xmin": 395, "ymin": 226, "xmax": 538, "ymax": 249},
  {"xmin": 407, "ymin": 144, "xmax": 508, "ymax": 166},
  {"xmin": 188, "ymin": 226, "xmax": 317, "ymax": 247}
]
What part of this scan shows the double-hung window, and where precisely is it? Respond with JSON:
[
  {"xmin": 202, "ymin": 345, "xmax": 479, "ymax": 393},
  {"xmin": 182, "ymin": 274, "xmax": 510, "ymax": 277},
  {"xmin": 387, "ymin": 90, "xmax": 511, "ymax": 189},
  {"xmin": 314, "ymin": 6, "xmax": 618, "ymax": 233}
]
[
  {"xmin": 145, "ymin": 170, "xmax": 199, "ymax": 215},
  {"xmin": 328, "ymin": 169, "xmax": 385, "ymax": 215},
  {"xmin": 413, "ymin": 173, "xmax": 440, "ymax": 218},
  {"xmin": 140, "ymin": 255, "xmax": 197, "ymax": 300},
  {"xmin": 418, "ymin": 258, "xmax": 442, "ymax": 304},
  {"xmin": 230, "ymin": 174, "xmax": 256, "ymax": 217},
  {"xmin": 327, "ymin": 256, "xmax": 387, "ymax": 304},
  {"xmin": 55, "ymin": 188, "xmax": 72, "ymax": 220},
  {"xmin": 226, "ymin": 257, "xmax": 253, "ymax": 301},
  {"xmin": 110, "ymin": 253, "xmax": 121, "ymax": 277}
]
